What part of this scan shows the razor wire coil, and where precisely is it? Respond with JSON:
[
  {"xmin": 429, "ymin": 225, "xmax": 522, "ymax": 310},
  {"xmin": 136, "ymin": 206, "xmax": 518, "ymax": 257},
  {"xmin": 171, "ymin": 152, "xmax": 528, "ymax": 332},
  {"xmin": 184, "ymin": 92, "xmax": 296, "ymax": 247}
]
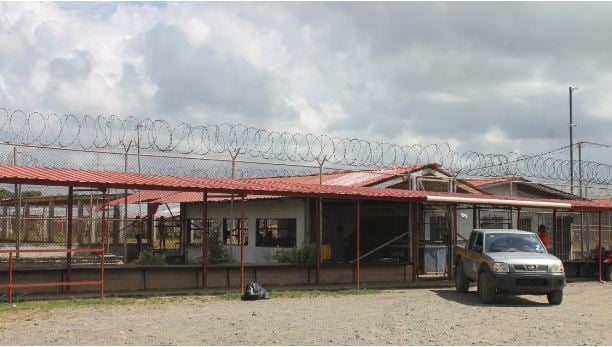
[{"xmin": 1, "ymin": 107, "xmax": 612, "ymax": 185}]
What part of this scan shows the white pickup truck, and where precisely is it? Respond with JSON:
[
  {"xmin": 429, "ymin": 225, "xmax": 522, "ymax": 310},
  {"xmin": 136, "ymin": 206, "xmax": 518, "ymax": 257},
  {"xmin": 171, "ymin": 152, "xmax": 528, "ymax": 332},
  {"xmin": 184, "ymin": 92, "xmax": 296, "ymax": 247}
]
[{"xmin": 454, "ymin": 229, "xmax": 566, "ymax": 305}]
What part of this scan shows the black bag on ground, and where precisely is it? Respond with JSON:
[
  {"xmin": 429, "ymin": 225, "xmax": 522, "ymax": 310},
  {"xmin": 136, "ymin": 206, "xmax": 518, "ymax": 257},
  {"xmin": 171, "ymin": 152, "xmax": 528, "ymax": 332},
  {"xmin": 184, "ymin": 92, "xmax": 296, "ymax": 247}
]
[{"xmin": 242, "ymin": 282, "xmax": 269, "ymax": 300}]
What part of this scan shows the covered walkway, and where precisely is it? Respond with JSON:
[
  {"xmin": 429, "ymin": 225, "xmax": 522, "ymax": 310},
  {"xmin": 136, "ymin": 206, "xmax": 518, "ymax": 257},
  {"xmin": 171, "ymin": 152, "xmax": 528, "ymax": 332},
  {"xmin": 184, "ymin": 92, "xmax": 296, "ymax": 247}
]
[{"xmin": 1, "ymin": 164, "xmax": 611, "ymax": 302}]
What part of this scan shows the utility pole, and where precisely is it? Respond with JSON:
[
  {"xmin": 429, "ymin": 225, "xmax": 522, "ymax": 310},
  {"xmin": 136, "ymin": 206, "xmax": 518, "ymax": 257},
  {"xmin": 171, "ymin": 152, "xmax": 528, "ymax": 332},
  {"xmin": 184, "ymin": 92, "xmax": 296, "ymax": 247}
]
[{"xmin": 569, "ymin": 86, "xmax": 578, "ymax": 194}]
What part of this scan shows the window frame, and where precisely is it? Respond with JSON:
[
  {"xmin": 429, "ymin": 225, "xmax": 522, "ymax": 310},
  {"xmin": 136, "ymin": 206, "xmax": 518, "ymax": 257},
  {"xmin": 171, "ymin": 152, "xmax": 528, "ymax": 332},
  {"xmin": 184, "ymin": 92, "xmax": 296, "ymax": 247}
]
[
  {"xmin": 223, "ymin": 218, "xmax": 249, "ymax": 246},
  {"xmin": 255, "ymin": 218, "xmax": 297, "ymax": 248}
]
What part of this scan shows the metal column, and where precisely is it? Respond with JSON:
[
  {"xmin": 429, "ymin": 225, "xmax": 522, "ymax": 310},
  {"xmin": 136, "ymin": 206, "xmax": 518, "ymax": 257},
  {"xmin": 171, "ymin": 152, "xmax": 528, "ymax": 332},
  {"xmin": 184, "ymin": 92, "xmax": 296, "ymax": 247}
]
[
  {"xmin": 202, "ymin": 192, "xmax": 208, "ymax": 288},
  {"xmin": 598, "ymin": 211, "xmax": 602, "ymax": 282},
  {"xmin": 411, "ymin": 203, "xmax": 418, "ymax": 281},
  {"xmin": 315, "ymin": 198, "xmax": 321, "ymax": 284},
  {"xmin": 355, "ymin": 199, "xmax": 361, "ymax": 288},
  {"xmin": 66, "ymin": 186, "xmax": 74, "ymax": 293},
  {"xmin": 100, "ymin": 189, "xmax": 107, "ymax": 298},
  {"xmin": 552, "ymin": 209, "xmax": 557, "ymax": 255},
  {"xmin": 240, "ymin": 196, "xmax": 245, "ymax": 292}
]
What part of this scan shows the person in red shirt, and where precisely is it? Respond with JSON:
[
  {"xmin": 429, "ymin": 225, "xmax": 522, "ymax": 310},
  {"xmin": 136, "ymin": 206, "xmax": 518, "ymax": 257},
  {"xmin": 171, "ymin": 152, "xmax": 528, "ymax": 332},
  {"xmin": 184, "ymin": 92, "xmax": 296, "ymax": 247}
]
[{"xmin": 538, "ymin": 224, "xmax": 551, "ymax": 251}]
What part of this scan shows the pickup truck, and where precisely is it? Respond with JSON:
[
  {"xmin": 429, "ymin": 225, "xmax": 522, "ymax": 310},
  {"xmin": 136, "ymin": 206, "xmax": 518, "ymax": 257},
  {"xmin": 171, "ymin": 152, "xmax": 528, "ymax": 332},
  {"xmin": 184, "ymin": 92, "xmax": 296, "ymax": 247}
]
[{"xmin": 455, "ymin": 229, "xmax": 566, "ymax": 305}]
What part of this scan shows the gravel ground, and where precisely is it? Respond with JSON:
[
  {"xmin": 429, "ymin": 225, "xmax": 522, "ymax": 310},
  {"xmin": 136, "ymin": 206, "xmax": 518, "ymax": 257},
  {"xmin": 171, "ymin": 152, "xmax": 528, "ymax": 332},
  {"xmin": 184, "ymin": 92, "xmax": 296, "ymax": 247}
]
[{"xmin": 0, "ymin": 282, "xmax": 610, "ymax": 345}]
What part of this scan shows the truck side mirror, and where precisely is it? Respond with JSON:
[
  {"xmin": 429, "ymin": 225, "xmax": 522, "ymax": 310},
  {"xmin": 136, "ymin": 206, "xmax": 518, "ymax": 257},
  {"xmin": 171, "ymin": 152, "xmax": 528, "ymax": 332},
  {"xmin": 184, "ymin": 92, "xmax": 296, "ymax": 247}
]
[{"xmin": 473, "ymin": 245, "xmax": 482, "ymax": 254}]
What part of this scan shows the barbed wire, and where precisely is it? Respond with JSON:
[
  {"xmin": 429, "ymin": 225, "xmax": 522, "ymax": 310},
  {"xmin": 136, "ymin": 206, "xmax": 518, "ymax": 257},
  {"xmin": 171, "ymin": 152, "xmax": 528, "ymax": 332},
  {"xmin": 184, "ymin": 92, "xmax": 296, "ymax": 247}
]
[{"xmin": 1, "ymin": 107, "xmax": 612, "ymax": 184}]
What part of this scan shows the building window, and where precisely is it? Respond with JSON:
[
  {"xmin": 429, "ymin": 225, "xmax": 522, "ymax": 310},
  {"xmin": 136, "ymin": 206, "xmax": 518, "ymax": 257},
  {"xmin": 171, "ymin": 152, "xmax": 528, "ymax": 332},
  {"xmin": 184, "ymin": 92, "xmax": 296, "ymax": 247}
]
[
  {"xmin": 187, "ymin": 218, "xmax": 216, "ymax": 244},
  {"xmin": 256, "ymin": 218, "xmax": 297, "ymax": 247},
  {"xmin": 223, "ymin": 218, "xmax": 248, "ymax": 246}
]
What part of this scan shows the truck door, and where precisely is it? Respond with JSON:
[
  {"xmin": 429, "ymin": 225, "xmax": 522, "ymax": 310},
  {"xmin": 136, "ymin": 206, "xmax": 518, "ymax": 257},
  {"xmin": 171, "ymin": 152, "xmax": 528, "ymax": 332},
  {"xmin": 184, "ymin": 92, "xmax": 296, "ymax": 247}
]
[{"xmin": 465, "ymin": 232, "xmax": 483, "ymax": 279}]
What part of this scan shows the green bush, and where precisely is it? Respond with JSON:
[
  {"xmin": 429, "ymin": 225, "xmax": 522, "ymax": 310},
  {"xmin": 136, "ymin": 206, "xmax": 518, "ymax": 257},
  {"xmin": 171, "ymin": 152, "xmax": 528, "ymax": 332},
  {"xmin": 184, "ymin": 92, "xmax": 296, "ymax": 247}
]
[
  {"xmin": 196, "ymin": 223, "xmax": 233, "ymax": 265},
  {"xmin": 273, "ymin": 243, "xmax": 315, "ymax": 264},
  {"xmin": 136, "ymin": 249, "xmax": 167, "ymax": 265}
]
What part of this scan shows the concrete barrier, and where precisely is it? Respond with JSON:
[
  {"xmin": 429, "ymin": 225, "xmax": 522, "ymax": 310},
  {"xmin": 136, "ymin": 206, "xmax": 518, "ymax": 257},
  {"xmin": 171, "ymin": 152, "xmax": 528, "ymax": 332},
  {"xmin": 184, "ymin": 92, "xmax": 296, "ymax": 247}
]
[{"xmin": 0, "ymin": 263, "xmax": 416, "ymax": 296}]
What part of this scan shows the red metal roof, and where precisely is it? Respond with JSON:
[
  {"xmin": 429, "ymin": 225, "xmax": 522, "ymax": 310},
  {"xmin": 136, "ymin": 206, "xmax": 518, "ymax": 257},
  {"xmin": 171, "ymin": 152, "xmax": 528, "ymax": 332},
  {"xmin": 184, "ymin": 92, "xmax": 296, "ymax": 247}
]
[
  {"xmin": 253, "ymin": 164, "xmax": 439, "ymax": 187},
  {"xmin": 151, "ymin": 191, "xmax": 284, "ymax": 204},
  {"xmin": 0, "ymin": 164, "xmax": 429, "ymax": 200},
  {"xmin": 108, "ymin": 190, "xmax": 176, "ymax": 206},
  {"xmin": 0, "ymin": 165, "xmax": 610, "ymax": 211},
  {"xmin": 466, "ymin": 177, "xmax": 523, "ymax": 187}
]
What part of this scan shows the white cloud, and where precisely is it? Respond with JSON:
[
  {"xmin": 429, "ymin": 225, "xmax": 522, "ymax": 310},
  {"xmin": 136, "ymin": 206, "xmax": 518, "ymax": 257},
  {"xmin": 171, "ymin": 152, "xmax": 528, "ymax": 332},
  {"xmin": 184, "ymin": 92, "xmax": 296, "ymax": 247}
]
[{"xmin": 2, "ymin": 2, "xmax": 612, "ymax": 164}]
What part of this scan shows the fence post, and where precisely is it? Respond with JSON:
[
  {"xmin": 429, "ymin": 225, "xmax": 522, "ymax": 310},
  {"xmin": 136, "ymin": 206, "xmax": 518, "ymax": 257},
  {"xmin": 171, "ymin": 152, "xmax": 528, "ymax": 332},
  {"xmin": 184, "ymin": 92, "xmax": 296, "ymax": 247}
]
[
  {"xmin": 8, "ymin": 252, "xmax": 13, "ymax": 304},
  {"xmin": 48, "ymin": 201, "xmax": 55, "ymax": 243},
  {"xmin": 13, "ymin": 147, "xmax": 21, "ymax": 259},
  {"xmin": 202, "ymin": 191, "xmax": 208, "ymax": 289},
  {"xmin": 598, "ymin": 211, "xmax": 602, "ymax": 282},
  {"xmin": 355, "ymin": 199, "xmax": 361, "ymax": 288},
  {"xmin": 315, "ymin": 198, "xmax": 321, "ymax": 284},
  {"xmin": 1, "ymin": 206, "xmax": 6, "ymax": 241},
  {"xmin": 66, "ymin": 186, "xmax": 74, "ymax": 293},
  {"xmin": 240, "ymin": 196, "xmax": 245, "ymax": 293},
  {"xmin": 101, "ymin": 189, "xmax": 107, "ymax": 298}
]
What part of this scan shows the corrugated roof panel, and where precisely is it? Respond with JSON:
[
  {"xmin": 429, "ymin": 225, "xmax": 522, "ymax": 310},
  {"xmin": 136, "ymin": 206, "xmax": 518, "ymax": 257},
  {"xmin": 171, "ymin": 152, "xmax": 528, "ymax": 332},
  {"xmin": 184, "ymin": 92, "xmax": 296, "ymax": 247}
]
[{"xmin": 0, "ymin": 165, "xmax": 611, "ymax": 211}]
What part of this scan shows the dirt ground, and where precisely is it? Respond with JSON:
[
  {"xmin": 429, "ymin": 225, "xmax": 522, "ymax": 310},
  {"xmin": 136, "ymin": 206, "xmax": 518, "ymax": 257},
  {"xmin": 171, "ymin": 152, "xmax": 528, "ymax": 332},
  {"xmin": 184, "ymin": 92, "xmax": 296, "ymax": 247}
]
[{"xmin": 0, "ymin": 282, "xmax": 610, "ymax": 345}]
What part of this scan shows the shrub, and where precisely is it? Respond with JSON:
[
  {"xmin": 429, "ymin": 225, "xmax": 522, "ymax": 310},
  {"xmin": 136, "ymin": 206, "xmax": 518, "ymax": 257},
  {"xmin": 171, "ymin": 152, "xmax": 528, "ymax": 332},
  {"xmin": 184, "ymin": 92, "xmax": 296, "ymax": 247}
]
[
  {"xmin": 272, "ymin": 243, "xmax": 315, "ymax": 264},
  {"xmin": 136, "ymin": 249, "xmax": 167, "ymax": 265},
  {"xmin": 196, "ymin": 223, "xmax": 233, "ymax": 265}
]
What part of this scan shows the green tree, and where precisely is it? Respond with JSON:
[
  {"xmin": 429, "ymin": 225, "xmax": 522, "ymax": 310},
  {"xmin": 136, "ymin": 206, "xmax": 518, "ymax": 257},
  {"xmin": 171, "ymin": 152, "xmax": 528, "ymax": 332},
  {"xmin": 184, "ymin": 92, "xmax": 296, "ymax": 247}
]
[
  {"xmin": 0, "ymin": 188, "xmax": 13, "ymax": 199},
  {"xmin": 21, "ymin": 190, "xmax": 43, "ymax": 198}
]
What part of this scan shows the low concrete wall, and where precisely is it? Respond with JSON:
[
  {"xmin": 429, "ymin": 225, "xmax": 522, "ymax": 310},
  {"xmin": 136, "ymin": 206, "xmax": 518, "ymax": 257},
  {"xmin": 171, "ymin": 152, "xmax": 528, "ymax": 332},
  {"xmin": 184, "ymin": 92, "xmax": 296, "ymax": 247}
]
[{"xmin": 0, "ymin": 263, "xmax": 414, "ymax": 296}]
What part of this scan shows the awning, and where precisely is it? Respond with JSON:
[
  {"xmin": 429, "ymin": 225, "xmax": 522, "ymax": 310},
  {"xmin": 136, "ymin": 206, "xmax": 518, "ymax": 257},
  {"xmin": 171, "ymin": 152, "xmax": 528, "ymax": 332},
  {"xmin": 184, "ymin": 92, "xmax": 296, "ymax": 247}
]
[{"xmin": 1, "ymin": 164, "xmax": 611, "ymax": 211}]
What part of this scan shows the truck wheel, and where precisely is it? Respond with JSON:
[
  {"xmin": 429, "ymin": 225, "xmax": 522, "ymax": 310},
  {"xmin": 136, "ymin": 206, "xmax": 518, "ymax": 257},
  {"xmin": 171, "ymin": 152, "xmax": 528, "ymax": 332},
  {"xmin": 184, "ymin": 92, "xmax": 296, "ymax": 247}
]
[
  {"xmin": 605, "ymin": 266, "xmax": 612, "ymax": 282},
  {"xmin": 547, "ymin": 290, "xmax": 563, "ymax": 305},
  {"xmin": 455, "ymin": 262, "xmax": 470, "ymax": 293},
  {"xmin": 478, "ymin": 271, "xmax": 496, "ymax": 304}
]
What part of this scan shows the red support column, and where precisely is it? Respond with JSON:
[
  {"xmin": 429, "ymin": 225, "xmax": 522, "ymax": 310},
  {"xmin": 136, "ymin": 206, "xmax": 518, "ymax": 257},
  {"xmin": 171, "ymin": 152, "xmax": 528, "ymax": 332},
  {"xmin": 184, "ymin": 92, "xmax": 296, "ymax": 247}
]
[
  {"xmin": 411, "ymin": 203, "xmax": 418, "ymax": 281},
  {"xmin": 202, "ymin": 192, "xmax": 208, "ymax": 289},
  {"xmin": 240, "ymin": 196, "xmax": 245, "ymax": 292},
  {"xmin": 472, "ymin": 205, "xmax": 478, "ymax": 229},
  {"xmin": 66, "ymin": 186, "xmax": 74, "ymax": 294},
  {"xmin": 100, "ymin": 189, "xmax": 107, "ymax": 298},
  {"xmin": 598, "ymin": 211, "xmax": 602, "ymax": 282},
  {"xmin": 355, "ymin": 199, "xmax": 361, "ymax": 288},
  {"xmin": 552, "ymin": 209, "xmax": 557, "ymax": 255},
  {"xmin": 315, "ymin": 198, "xmax": 321, "ymax": 284},
  {"xmin": 8, "ymin": 252, "xmax": 13, "ymax": 304},
  {"xmin": 452, "ymin": 206, "xmax": 458, "ymax": 248},
  {"xmin": 451, "ymin": 205, "xmax": 458, "ymax": 281}
]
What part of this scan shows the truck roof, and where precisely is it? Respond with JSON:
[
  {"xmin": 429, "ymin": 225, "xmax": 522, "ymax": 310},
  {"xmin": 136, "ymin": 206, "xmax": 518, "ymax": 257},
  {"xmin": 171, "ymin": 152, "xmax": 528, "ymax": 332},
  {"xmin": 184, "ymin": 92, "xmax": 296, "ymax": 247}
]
[{"xmin": 472, "ymin": 229, "xmax": 534, "ymax": 235}]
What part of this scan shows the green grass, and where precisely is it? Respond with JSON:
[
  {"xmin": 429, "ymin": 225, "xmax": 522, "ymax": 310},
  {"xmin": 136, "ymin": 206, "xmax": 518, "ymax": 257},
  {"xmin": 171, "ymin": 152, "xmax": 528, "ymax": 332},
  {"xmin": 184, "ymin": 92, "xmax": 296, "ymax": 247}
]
[{"xmin": 0, "ymin": 288, "xmax": 380, "ymax": 312}]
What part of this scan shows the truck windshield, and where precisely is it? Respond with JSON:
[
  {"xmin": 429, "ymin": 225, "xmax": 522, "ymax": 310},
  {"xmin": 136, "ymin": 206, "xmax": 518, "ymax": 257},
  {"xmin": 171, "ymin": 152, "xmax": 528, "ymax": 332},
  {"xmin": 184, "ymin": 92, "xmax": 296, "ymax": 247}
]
[{"xmin": 485, "ymin": 233, "xmax": 545, "ymax": 253}]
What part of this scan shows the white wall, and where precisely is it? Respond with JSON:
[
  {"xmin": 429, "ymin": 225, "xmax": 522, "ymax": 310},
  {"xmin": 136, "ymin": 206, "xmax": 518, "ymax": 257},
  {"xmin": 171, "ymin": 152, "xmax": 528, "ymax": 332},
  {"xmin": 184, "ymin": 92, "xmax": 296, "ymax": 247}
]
[{"xmin": 184, "ymin": 198, "xmax": 308, "ymax": 264}]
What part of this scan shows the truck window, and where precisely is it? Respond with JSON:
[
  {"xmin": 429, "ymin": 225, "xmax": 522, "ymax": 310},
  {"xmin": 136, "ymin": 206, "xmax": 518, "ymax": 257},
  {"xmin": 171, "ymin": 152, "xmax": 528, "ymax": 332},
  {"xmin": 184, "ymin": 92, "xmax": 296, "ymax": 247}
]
[
  {"xmin": 467, "ymin": 232, "xmax": 476, "ymax": 250},
  {"xmin": 473, "ymin": 233, "xmax": 483, "ymax": 253}
]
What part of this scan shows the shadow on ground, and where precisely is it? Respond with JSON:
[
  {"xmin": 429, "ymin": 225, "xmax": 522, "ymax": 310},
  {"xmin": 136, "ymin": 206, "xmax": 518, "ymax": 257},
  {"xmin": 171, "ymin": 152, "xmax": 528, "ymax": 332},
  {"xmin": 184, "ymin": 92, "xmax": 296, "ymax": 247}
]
[{"xmin": 432, "ymin": 289, "xmax": 550, "ymax": 307}]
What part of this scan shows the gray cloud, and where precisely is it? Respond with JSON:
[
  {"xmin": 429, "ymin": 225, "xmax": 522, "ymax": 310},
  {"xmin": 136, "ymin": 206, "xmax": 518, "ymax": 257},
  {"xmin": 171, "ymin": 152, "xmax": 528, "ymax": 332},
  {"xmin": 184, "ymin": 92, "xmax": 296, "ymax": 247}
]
[{"xmin": 2, "ymin": 2, "xmax": 612, "ymax": 163}]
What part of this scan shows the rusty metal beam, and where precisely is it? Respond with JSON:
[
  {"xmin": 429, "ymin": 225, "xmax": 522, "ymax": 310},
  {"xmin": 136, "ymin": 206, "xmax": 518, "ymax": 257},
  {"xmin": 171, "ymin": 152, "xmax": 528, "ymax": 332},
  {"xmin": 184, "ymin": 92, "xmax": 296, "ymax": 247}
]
[
  {"xmin": 202, "ymin": 191, "xmax": 208, "ymax": 288},
  {"xmin": 66, "ymin": 186, "xmax": 73, "ymax": 294}
]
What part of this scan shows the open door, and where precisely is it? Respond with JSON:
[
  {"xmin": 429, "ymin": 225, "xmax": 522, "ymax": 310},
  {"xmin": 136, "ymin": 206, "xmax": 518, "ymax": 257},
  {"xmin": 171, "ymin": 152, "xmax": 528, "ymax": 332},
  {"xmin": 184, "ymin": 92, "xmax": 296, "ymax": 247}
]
[{"xmin": 418, "ymin": 207, "xmax": 452, "ymax": 279}]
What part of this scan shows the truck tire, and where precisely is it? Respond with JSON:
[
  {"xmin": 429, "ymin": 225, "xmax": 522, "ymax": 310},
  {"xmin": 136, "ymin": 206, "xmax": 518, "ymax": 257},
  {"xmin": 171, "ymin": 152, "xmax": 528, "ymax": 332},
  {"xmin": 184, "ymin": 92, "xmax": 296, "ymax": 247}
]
[
  {"xmin": 478, "ymin": 271, "xmax": 496, "ymax": 304},
  {"xmin": 605, "ymin": 266, "xmax": 612, "ymax": 281},
  {"xmin": 455, "ymin": 262, "xmax": 470, "ymax": 293},
  {"xmin": 547, "ymin": 290, "xmax": 563, "ymax": 305}
]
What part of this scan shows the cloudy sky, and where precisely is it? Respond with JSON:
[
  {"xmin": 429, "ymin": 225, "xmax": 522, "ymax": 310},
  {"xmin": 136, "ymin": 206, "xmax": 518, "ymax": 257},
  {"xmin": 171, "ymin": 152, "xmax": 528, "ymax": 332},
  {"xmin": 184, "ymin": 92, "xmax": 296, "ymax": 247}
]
[{"xmin": 2, "ymin": 2, "xmax": 612, "ymax": 162}]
